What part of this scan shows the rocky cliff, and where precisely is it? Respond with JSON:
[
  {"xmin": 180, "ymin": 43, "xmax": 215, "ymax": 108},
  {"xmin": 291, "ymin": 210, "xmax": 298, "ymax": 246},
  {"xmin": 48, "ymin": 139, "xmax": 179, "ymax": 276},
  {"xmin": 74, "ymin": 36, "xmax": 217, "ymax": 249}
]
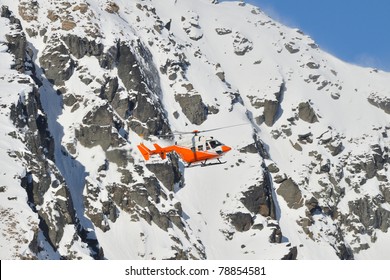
[{"xmin": 1, "ymin": 0, "xmax": 390, "ymax": 260}]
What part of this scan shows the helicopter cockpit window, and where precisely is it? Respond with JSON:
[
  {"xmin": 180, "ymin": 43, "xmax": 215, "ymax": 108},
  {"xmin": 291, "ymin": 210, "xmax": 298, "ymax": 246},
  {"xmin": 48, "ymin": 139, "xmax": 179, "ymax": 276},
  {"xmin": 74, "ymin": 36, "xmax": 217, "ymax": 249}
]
[{"xmin": 209, "ymin": 140, "xmax": 223, "ymax": 149}]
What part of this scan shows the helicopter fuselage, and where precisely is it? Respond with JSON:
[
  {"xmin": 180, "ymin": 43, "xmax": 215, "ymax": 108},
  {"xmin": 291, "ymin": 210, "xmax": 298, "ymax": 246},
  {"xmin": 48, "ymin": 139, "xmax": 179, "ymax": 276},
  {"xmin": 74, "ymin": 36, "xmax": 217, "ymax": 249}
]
[{"xmin": 137, "ymin": 136, "xmax": 231, "ymax": 166}]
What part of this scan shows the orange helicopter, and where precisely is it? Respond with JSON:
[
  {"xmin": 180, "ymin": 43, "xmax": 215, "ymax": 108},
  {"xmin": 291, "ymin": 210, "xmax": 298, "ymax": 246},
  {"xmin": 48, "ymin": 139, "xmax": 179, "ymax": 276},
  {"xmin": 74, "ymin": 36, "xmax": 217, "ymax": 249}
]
[{"xmin": 137, "ymin": 124, "xmax": 246, "ymax": 167}]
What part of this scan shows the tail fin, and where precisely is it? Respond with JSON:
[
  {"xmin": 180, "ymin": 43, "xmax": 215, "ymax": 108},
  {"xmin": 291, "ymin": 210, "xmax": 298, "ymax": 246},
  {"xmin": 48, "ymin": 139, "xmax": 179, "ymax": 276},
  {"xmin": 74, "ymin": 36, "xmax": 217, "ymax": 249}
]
[
  {"xmin": 137, "ymin": 143, "xmax": 151, "ymax": 160},
  {"xmin": 153, "ymin": 143, "xmax": 166, "ymax": 160}
]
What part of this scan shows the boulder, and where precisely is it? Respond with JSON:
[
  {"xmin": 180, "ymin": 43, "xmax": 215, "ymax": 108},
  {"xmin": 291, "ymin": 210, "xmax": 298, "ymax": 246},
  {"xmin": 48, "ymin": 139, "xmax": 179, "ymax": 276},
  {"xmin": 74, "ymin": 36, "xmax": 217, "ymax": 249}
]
[
  {"xmin": 276, "ymin": 178, "xmax": 303, "ymax": 209},
  {"xmin": 298, "ymin": 101, "xmax": 318, "ymax": 123},
  {"xmin": 263, "ymin": 100, "xmax": 279, "ymax": 127},
  {"xmin": 229, "ymin": 212, "xmax": 253, "ymax": 232},
  {"xmin": 285, "ymin": 42, "xmax": 299, "ymax": 54}
]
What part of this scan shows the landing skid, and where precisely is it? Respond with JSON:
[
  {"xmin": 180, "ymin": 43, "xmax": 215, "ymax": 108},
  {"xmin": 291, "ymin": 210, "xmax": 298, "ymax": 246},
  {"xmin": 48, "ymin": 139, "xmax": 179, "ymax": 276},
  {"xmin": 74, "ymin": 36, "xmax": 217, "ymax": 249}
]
[{"xmin": 186, "ymin": 159, "xmax": 226, "ymax": 168}]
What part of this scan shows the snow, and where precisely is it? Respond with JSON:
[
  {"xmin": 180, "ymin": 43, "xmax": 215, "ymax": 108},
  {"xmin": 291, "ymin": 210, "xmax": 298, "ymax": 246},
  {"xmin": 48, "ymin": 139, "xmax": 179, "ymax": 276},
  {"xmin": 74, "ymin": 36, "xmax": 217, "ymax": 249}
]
[{"xmin": 1, "ymin": 0, "xmax": 390, "ymax": 260}]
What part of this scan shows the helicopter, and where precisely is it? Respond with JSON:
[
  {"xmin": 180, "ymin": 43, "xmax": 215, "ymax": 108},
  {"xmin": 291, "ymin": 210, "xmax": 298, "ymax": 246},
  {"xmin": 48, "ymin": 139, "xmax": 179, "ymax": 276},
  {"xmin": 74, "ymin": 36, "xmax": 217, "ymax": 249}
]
[{"xmin": 137, "ymin": 124, "xmax": 247, "ymax": 167}]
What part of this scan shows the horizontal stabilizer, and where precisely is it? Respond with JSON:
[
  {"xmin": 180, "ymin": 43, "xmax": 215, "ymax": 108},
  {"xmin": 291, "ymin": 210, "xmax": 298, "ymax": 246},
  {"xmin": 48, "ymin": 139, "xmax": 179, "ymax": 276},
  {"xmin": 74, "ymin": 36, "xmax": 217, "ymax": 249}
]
[{"xmin": 137, "ymin": 144, "xmax": 151, "ymax": 160}]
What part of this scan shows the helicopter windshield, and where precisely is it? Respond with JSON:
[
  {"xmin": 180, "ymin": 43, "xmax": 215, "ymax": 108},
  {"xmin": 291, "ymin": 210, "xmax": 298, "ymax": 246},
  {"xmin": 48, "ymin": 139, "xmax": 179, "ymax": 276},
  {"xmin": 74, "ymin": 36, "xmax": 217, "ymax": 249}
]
[{"xmin": 208, "ymin": 140, "xmax": 223, "ymax": 149}]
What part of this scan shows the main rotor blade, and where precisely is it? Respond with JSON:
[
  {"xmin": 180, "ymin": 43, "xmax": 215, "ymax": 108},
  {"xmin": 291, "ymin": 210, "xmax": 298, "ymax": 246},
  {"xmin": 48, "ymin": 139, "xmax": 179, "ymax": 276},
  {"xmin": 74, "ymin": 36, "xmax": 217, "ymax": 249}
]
[
  {"xmin": 157, "ymin": 123, "xmax": 250, "ymax": 138},
  {"xmin": 196, "ymin": 123, "xmax": 250, "ymax": 134}
]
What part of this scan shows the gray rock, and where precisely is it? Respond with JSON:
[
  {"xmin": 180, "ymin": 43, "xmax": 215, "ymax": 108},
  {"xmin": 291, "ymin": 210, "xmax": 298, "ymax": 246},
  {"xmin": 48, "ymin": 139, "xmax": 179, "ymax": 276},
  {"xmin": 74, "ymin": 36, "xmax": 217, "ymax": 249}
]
[
  {"xmin": 132, "ymin": 94, "xmax": 158, "ymax": 123},
  {"xmin": 146, "ymin": 155, "xmax": 183, "ymax": 192},
  {"xmin": 298, "ymin": 132, "xmax": 313, "ymax": 143},
  {"xmin": 233, "ymin": 32, "xmax": 253, "ymax": 55},
  {"xmin": 111, "ymin": 93, "xmax": 131, "ymax": 119},
  {"xmin": 100, "ymin": 77, "xmax": 119, "ymax": 102},
  {"xmin": 346, "ymin": 197, "xmax": 390, "ymax": 233},
  {"xmin": 106, "ymin": 149, "xmax": 130, "ymax": 167},
  {"xmin": 229, "ymin": 212, "xmax": 253, "ymax": 232},
  {"xmin": 148, "ymin": 204, "xmax": 170, "ymax": 231},
  {"xmin": 82, "ymin": 104, "xmax": 113, "ymax": 126},
  {"xmin": 326, "ymin": 139, "xmax": 343, "ymax": 156},
  {"xmin": 117, "ymin": 43, "xmax": 146, "ymax": 93},
  {"xmin": 298, "ymin": 101, "xmax": 318, "ymax": 123},
  {"xmin": 215, "ymin": 27, "xmax": 232, "ymax": 35},
  {"xmin": 285, "ymin": 43, "xmax": 299, "ymax": 54},
  {"xmin": 269, "ymin": 226, "xmax": 283, "ymax": 243},
  {"xmin": 5, "ymin": 29, "xmax": 26, "ymax": 73},
  {"xmin": 305, "ymin": 197, "xmax": 320, "ymax": 214},
  {"xmin": 175, "ymin": 94, "xmax": 208, "ymax": 125},
  {"xmin": 263, "ymin": 99, "xmax": 279, "ymax": 127},
  {"xmin": 40, "ymin": 37, "xmax": 74, "ymax": 85},
  {"xmin": 239, "ymin": 143, "xmax": 258, "ymax": 154},
  {"xmin": 282, "ymin": 247, "xmax": 298, "ymax": 260},
  {"xmin": 143, "ymin": 177, "xmax": 162, "ymax": 203},
  {"xmin": 263, "ymin": 83, "xmax": 285, "ymax": 126},
  {"xmin": 99, "ymin": 45, "xmax": 119, "ymax": 69},
  {"xmin": 62, "ymin": 34, "xmax": 104, "ymax": 59},
  {"xmin": 267, "ymin": 163, "xmax": 280, "ymax": 173},
  {"xmin": 76, "ymin": 125, "xmax": 112, "ymax": 150},
  {"xmin": 368, "ymin": 93, "xmax": 390, "ymax": 114},
  {"xmin": 276, "ymin": 178, "xmax": 303, "ymax": 209},
  {"xmin": 63, "ymin": 94, "xmax": 78, "ymax": 107},
  {"xmin": 241, "ymin": 175, "xmax": 275, "ymax": 218},
  {"xmin": 306, "ymin": 62, "xmax": 320, "ymax": 69}
]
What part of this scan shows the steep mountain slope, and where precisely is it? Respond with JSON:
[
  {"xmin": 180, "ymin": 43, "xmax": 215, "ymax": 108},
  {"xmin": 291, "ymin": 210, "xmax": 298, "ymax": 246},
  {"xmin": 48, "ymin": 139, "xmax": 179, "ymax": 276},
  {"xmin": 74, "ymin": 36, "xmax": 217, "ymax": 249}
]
[{"xmin": 1, "ymin": 0, "xmax": 389, "ymax": 260}]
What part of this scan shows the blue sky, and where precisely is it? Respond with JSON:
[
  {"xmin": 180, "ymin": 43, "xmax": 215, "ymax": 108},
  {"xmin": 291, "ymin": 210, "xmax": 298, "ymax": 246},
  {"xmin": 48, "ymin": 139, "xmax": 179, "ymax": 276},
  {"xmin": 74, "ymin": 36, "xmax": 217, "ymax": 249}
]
[{"xmin": 225, "ymin": 0, "xmax": 390, "ymax": 71}]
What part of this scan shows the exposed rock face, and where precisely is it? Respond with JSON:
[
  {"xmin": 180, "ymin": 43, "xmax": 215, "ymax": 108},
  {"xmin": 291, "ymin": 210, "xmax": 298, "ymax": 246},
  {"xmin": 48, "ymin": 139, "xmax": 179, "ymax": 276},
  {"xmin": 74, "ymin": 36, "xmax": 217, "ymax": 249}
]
[
  {"xmin": 298, "ymin": 101, "xmax": 318, "ymax": 123},
  {"xmin": 62, "ymin": 34, "xmax": 104, "ymax": 59},
  {"xmin": 39, "ymin": 36, "xmax": 75, "ymax": 85},
  {"xmin": 146, "ymin": 155, "xmax": 183, "ymax": 192},
  {"xmin": 241, "ymin": 174, "xmax": 275, "ymax": 218},
  {"xmin": 181, "ymin": 11, "xmax": 203, "ymax": 41},
  {"xmin": 2, "ymin": 0, "xmax": 390, "ymax": 261},
  {"xmin": 175, "ymin": 94, "xmax": 208, "ymax": 125},
  {"xmin": 346, "ymin": 197, "xmax": 390, "ymax": 233},
  {"xmin": 229, "ymin": 212, "xmax": 253, "ymax": 232},
  {"xmin": 2, "ymin": 6, "xmax": 27, "ymax": 73},
  {"xmin": 18, "ymin": 0, "xmax": 39, "ymax": 22},
  {"xmin": 2, "ymin": 9, "xmax": 83, "ymax": 252},
  {"xmin": 282, "ymin": 247, "xmax": 298, "ymax": 260},
  {"xmin": 233, "ymin": 32, "xmax": 253, "ymax": 55},
  {"xmin": 116, "ymin": 42, "xmax": 171, "ymax": 137},
  {"xmin": 10, "ymin": 81, "xmax": 85, "ymax": 254},
  {"xmin": 257, "ymin": 82, "xmax": 285, "ymax": 127},
  {"xmin": 105, "ymin": 1, "xmax": 120, "ymax": 14},
  {"xmin": 368, "ymin": 93, "xmax": 390, "ymax": 114},
  {"xmin": 276, "ymin": 178, "xmax": 303, "ymax": 209},
  {"xmin": 263, "ymin": 100, "xmax": 279, "ymax": 127}
]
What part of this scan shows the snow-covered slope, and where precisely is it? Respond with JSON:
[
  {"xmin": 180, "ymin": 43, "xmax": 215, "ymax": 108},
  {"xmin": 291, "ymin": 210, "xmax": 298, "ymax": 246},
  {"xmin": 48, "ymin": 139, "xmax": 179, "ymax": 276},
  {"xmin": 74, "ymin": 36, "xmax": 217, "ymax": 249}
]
[{"xmin": 1, "ymin": 0, "xmax": 390, "ymax": 260}]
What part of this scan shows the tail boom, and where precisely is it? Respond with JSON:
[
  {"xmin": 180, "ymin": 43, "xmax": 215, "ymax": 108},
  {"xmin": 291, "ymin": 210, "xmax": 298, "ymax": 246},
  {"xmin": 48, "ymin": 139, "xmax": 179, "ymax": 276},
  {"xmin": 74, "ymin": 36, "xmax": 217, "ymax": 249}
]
[{"xmin": 137, "ymin": 143, "xmax": 175, "ymax": 161}]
